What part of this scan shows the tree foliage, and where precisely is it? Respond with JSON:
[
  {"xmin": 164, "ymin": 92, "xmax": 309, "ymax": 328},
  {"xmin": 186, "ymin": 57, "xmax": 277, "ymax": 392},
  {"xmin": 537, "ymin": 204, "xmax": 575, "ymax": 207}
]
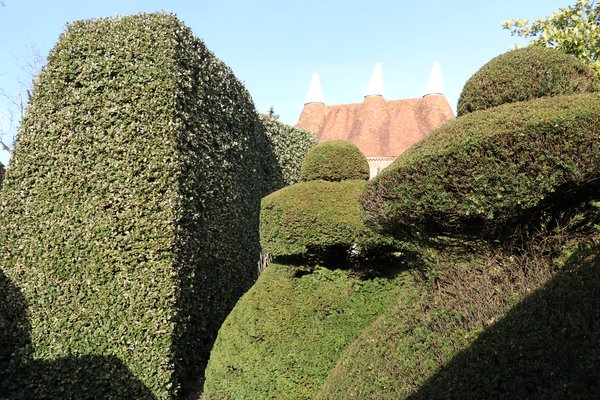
[{"xmin": 502, "ymin": 0, "xmax": 600, "ymax": 74}]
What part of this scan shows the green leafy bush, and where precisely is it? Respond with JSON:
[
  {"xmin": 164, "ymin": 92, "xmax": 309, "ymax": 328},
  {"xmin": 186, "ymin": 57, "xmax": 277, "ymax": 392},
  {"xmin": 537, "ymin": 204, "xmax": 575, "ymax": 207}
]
[
  {"xmin": 457, "ymin": 47, "xmax": 599, "ymax": 116},
  {"xmin": 362, "ymin": 93, "xmax": 600, "ymax": 240},
  {"xmin": 260, "ymin": 114, "xmax": 317, "ymax": 192},
  {"xmin": 318, "ymin": 237, "xmax": 600, "ymax": 399},
  {"xmin": 0, "ymin": 13, "xmax": 269, "ymax": 398},
  {"xmin": 261, "ymin": 180, "xmax": 396, "ymax": 262},
  {"xmin": 300, "ymin": 140, "xmax": 369, "ymax": 182},
  {"xmin": 203, "ymin": 262, "xmax": 409, "ymax": 400}
]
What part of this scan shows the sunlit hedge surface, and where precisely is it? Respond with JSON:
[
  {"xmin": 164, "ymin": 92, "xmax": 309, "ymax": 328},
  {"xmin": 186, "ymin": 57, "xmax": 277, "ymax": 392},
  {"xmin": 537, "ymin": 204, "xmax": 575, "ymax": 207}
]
[
  {"xmin": 0, "ymin": 13, "xmax": 269, "ymax": 398},
  {"xmin": 261, "ymin": 180, "xmax": 397, "ymax": 262},
  {"xmin": 362, "ymin": 93, "xmax": 600, "ymax": 239},
  {"xmin": 457, "ymin": 47, "xmax": 599, "ymax": 116},
  {"xmin": 300, "ymin": 140, "xmax": 370, "ymax": 182}
]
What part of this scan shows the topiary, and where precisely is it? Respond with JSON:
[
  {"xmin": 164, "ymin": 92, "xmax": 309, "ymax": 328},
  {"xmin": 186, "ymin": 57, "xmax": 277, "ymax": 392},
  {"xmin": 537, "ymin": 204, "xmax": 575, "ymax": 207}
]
[
  {"xmin": 0, "ymin": 13, "xmax": 269, "ymax": 398},
  {"xmin": 260, "ymin": 180, "xmax": 397, "ymax": 264},
  {"xmin": 362, "ymin": 93, "xmax": 600, "ymax": 240},
  {"xmin": 203, "ymin": 262, "xmax": 408, "ymax": 400},
  {"xmin": 300, "ymin": 140, "xmax": 370, "ymax": 182},
  {"xmin": 457, "ymin": 47, "xmax": 599, "ymax": 116}
]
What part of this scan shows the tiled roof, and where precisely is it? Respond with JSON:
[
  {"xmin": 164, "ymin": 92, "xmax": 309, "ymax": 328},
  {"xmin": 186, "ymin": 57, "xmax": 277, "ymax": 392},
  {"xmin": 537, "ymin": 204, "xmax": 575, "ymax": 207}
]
[{"xmin": 296, "ymin": 94, "xmax": 454, "ymax": 157}]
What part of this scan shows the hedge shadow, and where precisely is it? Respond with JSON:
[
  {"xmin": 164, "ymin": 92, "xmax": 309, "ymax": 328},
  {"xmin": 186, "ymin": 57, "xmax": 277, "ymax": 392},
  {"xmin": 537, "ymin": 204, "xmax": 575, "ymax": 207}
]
[
  {"xmin": 408, "ymin": 245, "xmax": 600, "ymax": 399},
  {"xmin": 1, "ymin": 268, "xmax": 155, "ymax": 399}
]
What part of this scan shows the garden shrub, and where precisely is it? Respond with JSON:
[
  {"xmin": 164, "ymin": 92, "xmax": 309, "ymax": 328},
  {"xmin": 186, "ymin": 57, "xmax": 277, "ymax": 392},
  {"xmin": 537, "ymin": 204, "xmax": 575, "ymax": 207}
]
[
  {"xmin": 318, "ymin": 232, "xmax": 600, "ymax": 399},
  {"xmin": 203, "ymin": 262, "xmax": 409, "ymax": 400},
  {"xmin": 457, "ymin": 47, "xmax": 599, "ymax": 116},
  {"xmin": 260, "ymin": 114, "xmax": 317, "ymax": 192},
  {"xmin": 260, "ymin": 180, "xmax": 397, "ymax": 263},
  {"xmin": 300, "ymin": 140, "xmax": 369, "ymax": 182},
  {"xmin": 0, "ymin": 13, "xmax": 269, "ymax": 398},
  {"xmin": 361, "ymin": 93, "xmax": 600, "ymax": 240}
]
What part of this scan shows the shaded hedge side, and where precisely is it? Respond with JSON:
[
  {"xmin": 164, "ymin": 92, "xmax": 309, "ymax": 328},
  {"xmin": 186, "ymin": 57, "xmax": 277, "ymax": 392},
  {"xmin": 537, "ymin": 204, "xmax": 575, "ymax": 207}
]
[
  {"xmin": 0, "ymin": 14, "xmax": 268, "ymax": 399},
  {"xmin": 457, "ymin": 47, "xmax": 599, "ymax": 116},
  {"xmin": 300, "ymin": 140, "xmax": 370, "ymax": 182},
  {"xmin": 318, "ymin": 233, "xmax": 600, "ymax": 400},
  {"xmin": 362, "ymin": 93, "xmax": 600, "ymax": 240},
  {"xmin": 260, "ymin": 114, "xmax": 317, "ymax": 192},
  {"xmin": 0, "ymin": 162, "xmax": 4, "ymax": 188}
]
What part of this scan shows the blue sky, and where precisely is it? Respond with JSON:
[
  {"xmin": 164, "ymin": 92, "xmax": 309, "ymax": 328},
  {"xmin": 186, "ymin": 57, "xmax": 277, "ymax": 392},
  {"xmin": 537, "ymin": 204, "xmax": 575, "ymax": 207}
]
[{"xmin": 0, "ymin": 0, "xmax": 572, "ymax": 165}]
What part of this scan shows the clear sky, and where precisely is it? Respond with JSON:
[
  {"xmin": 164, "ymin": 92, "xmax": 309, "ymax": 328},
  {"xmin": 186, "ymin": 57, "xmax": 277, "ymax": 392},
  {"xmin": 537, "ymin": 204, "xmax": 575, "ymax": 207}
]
[{"xmin": 0, "ymin": 0, "xmax": 572, "ymax": 166}]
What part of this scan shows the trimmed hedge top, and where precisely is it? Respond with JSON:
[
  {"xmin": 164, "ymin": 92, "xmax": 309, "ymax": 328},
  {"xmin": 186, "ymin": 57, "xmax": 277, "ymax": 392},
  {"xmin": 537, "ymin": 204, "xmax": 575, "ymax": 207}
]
[
  {"xmin": 0, "ymin": 13, "xmax": 268, "ymax": 398},
  {"xmin": 260, "ymin": 180, "xmax": 397, "ymax": 263},
  {"xmin": 300, "ymin": 140, "xmax": 369, "ymax": 182},
  {"xmin": 260, "ymin": 114, "xmax": 317, "ymax": 192},
  {"xmin": 361, "ymin": 93, "xmax": 600, "ymax": 239},
  {"xmin": 457, "ymin": 47, "xmax": 599, "ymax": 116}
]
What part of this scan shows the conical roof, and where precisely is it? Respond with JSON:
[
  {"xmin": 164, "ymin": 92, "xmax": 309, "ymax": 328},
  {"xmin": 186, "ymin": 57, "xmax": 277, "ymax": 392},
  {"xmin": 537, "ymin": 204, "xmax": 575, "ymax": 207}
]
[
  {"xmin": 304, "ymin": 73, "xmax": 325, "ymax": 104},
  {"xmin": 423, "ymin": 61, "xmax": 445, "ymax": 96},
  {"xmin": 364, "ymin": 63, "xmax": 384, "ymax": 98}
]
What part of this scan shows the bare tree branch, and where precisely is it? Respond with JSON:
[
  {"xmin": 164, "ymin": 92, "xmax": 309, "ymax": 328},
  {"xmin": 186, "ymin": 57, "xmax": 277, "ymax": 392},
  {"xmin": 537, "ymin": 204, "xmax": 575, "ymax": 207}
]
[{"xmin": 0, "ymin": 139, "xmax": 11, "ymax": 153}]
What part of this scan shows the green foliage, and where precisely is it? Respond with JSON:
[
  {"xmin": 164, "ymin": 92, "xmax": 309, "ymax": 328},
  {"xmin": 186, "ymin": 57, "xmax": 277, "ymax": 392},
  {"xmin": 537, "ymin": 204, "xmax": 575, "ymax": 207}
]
[
  {"xmin": 362, "ymin": 93, "xmax": 600, "ymax": 240},
  {"xmin": 300, "ymin": 140, "xmax": 370, "ymax": 182},
  {"xmin": 0, "ymin": 162, "xmax": 4, "ymax": 188},
  {"xmin": 0, "ymin": 13, "xmax": 268, "ymax": 398},
  {"xmin": 260, "ymin": 180, "xmax": 397, "ymax": 262},
  {"xmin": 203, "ymin": 262, "xmax": 409, "ymax": 400},
  {"xmin": 318, "ymin": 239, "xmax": 600, "ymax": 399},
  {"xmin": 457, "ymin": 47, "xmax": 599, "ymax": 115},
  {"xmin": 503, "ymin": 0, "xmax": 600, "ymax": 75},
  {"xmin": 594, "ymin": 201, "xmax": 600, "ymax": 232},
  {"xmin": 260, "ymin": 114, "xmax": 317, "ymax": 192}
]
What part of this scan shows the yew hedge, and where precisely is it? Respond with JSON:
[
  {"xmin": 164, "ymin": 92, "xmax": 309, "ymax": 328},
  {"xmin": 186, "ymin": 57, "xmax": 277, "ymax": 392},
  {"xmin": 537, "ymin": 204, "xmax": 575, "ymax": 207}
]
[
  {"xmin": 300, "ymin": 140, "xmax": 370, "ymax": 182},
  {"xmin": 457, "ymin": 47, "xmax": 599, "ymax": 116},
  {"xmin": 0, "ymin": 13, "xmax": 269, "ymax": 398},
  {"xmin": 362, "ymin": 93, "xmax": 600, "ymax": 240}
]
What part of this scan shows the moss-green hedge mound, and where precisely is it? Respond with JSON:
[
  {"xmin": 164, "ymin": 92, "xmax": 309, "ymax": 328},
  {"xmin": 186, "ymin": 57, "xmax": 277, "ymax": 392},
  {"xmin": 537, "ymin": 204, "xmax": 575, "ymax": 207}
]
[
  {"xmin": 260, "ymin": 114, "xmax": 317, "ymax": 192},
  {"xmin": 457, "ymin": 47, "xmax": 599, "ymax": 116},
  {"xmin": 300, "ymin": 140, "xmax": 369, "ymax": 182},
  {"xmin": 261, "ymin": 180, "xmax": 396, "ymax": 261},
  {"xmin": 362, "ymin": 93, "xmax": 600, "ymax": 239},
  {"xmin": 0, "ymin": 13, "xmax": 268, "ymax": 398},
  {"xmin": 203, "ymin": 263, "xmax": 410, "ymax": 400},
  {"xmin": 318, "ymin": 229, "xmax": 600, "ymax": 399}
]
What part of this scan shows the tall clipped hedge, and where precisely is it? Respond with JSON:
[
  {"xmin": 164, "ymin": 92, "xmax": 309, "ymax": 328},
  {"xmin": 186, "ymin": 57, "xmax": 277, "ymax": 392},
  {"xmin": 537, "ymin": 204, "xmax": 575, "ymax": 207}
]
[
  {"xmin": 300, "ymin": 140, "xmax": 370, "ymax": 182},
  {"xmin": 260, "ymin": 114, "xmax": 317, "ymax": 192},
  {"xmin": 457, "ymin": 47, "xmax": 599, "ymax": 116},
  {"xmin": 362, "ymin": 93, "xmax": 600, "ymax": 239},
  {"xmin": 0, "ymin": 14, "xmax": 269, "ymax": 398}
]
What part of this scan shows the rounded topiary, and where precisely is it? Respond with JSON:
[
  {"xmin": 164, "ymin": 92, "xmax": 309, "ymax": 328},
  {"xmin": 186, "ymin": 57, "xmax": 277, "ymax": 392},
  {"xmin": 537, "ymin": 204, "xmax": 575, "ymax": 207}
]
[
  {"xmin": 362, "ymin": 93, "xmax": 600, "ymax": 239},
  {"xmin": 457, "ymin": 47, "xmax": 599, "ymax": 116},
  {"xmin": 300, "ymin": 140, "xmax": 369, "ymax": 182},
  {"xmin": 260, "ymin": 180, "xmax": 397, "ymax": 262}
]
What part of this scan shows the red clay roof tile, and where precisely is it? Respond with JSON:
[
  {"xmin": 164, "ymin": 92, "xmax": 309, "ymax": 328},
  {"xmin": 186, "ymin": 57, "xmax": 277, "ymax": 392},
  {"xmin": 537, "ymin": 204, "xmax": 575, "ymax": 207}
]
[{"xmin": 296, "ymin": 95, "xmax": 454, "ymax": 157}]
